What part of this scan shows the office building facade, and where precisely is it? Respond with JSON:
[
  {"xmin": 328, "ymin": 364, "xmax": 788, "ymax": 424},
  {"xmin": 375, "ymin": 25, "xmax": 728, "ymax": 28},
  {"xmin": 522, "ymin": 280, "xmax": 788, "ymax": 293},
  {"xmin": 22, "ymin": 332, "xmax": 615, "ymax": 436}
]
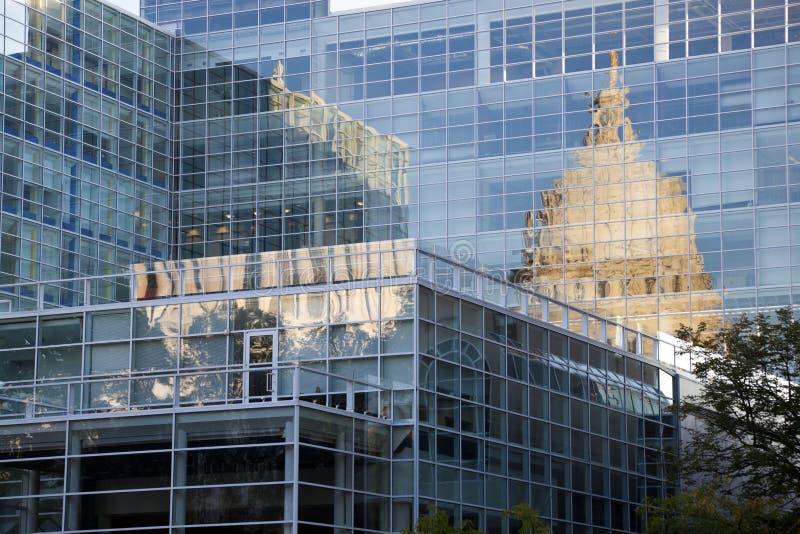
[
  {"xmin": 142, "ymin": 0, "xmax": 798, "ymax": 337},
  {"xmin": 0, "ymin": 0, "xmax": 797, "ymax": 335},
  {"xmin": 0, "ymin": 0, "xmax": 796, "ymax": 531},
  {"xmin": 0, "ymin": 241, "xmax": 679, "ymax": 532},
  {"xmin": 0, "ymin": 0, "xmax": 172, "ymax": 287}
]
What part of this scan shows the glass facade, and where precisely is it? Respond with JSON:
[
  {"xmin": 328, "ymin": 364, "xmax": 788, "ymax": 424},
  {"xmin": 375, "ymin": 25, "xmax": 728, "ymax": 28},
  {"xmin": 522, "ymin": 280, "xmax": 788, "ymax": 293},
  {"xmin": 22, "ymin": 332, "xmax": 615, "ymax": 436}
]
[
  {"xmin": 1, "ymin": 0, "xmax": 799, "ymax": 335},
  {"xmin": 0, "ymin": 0, "xmax": 796, "ymax": 529},
  {"xmin": 0, "ymin": 0, "xmax": 172, "ymax": 286},
  {"xmin": 415, "ymin": 286, "xmax": 674, "ymax": 531},
  {"xmin": 139, "ymin": 0, "xmax": 798, "ymax": 337},
  {"xmin": 174, "ymin": 42, "xmax": 410, "ymax": 258},
  {"xmin": 0, "ymin": 241, "xmax": 677, "ymax": 532}
]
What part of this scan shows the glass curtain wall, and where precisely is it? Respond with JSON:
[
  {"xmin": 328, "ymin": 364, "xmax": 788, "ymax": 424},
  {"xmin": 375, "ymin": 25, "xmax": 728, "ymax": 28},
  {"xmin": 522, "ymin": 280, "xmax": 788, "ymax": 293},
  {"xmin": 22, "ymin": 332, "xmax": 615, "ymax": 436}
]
[
  {"xmin": 137, "ymin": 0, "xmax": 800, "ymax": 336},
  {"xmin": 0, "ymin": 0, "xmax": 172, "ymax": 290}
]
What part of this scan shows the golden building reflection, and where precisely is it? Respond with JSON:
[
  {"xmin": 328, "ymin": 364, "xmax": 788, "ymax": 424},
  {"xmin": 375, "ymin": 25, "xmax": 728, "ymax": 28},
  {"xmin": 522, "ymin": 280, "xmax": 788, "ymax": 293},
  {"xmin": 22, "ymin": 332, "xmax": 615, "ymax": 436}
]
[
  {"xmin": 265, "ymin": 61, "xmax": 410, "ymax": 208},
  {"xmin": 513, "ymin": 53, "xmax": 722, "ymax": 337},
  {"xmin": 132, "ymin": 239, "xmax": 416, "ymax": 301}
]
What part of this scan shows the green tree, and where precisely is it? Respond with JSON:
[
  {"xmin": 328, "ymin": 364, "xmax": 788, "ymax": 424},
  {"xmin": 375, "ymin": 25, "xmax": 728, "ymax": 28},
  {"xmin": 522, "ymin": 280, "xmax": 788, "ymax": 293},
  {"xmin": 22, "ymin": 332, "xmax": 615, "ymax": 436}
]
[
  {"xmin": 503, "ymin": 503, "xmax": 550, "ymax": 534},
  {"xmin": 639, "ymin": 479, "xmax": 797, "ymax": 534},
  {"xmin": 644, "ymin": 307, "xmax": 800, "ymax": 531},
  {"xmin": 401, "ymin": 506, "xmax": 486, "ymax": 534}
]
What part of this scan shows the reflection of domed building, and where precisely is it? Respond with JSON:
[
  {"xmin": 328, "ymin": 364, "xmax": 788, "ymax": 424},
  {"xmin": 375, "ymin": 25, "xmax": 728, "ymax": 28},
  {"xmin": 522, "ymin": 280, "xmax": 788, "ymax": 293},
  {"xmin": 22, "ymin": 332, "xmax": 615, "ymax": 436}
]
[{"xmin": 513, "ymin": 53, "xmax": 722, "ymax": 337}]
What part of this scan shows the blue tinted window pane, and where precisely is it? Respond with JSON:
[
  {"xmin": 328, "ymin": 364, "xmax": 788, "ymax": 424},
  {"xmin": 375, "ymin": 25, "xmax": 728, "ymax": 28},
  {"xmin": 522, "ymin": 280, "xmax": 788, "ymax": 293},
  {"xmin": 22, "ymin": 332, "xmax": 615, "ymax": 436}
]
[
  {"xmin": 234, "ymin": 11, "xmax": 258, "ymax": 29},
  {"xmin": 394, "ymin": 59, "xmax": 418, "ymax": 78},
  {"xmin": 723, "ymin": 0, "xmax": 750, "ymax": 13},
  {"xmin": 755, "ymin": 29, "xmax": 786, "ymax": 47},
  {"xmin": 367, "ymin": 45, "xmax": 391, "ymax": 64},
  {"xmin": 450, "ymin": 50, "xmax": 474, "ymax": 72},
  {"xmin": 689, "ymin": 1, "xmax": 716, "ymax": 18},
  {"xmin": 536, "ymin": 59, "xmax": 562, "ymax": 77},
  {"xmin": 261, "ymin": 8, "xmax": 283, "ymax": 24},
  {"xmin": 596, "ymin": 12, "xmax": 622, "ymax": 32},
  {"xmin": 507, "ymin": 63, "xmax": 533, "ymax": 80},
  {"xmin": 627, "ymin": 28, "xmax": 654, "ymax": 47},
  {"xmin": 507, "ymin": 24, "xmax": 532, "ymax": 45},
  {"xmin": 366, "ymin": 63, "xmax": 391, "ymax": 82},
  {"xmin": 286, "ymin": 3, "xmax": 310, "ymax": 22},
  {"xmin": 421, "ymin": 39, "xmax": 446, "ymax": 57},
  {"xmin": 689, "ymin": 38, "xmax": 718, "ymax": 56},
  {"xmin": 596, "ymin": 32, "xmax": 623, "ymax": 52},
  {"xmin": 183, "ymin": 17, "xmax": 207, "ymax": 35},
  {"xmin": 755, "ymin": 7, "xmax": 785, "ymax": 29},
  {"xmin": 184, "ymin": 1, "xmax": 207, "ymax": 17},
  {"xmin": 566, "ymin": 55, "xmax": 592, "ymax": 73},
  {"xmin": 394, "ymin": 42, "xmax": 418, "ymax": 60},
  {"xmin": 723, "ymin": 13, "xmax": 751, "ymax": 33},
  {"xmin": 450, "ymin": 35, "xmax": 474, "ymax": 54},
  {"xmin": 536, "ymin": 40, "xmax": 562, "ymax": 59},
  {"xmin": 565, "ymin": 16, "xmax": 591, "ymax": 37},
  {"xmin": 689, "ymin": 18, "xmax": 718, "ymax": 39},
  {"xmin": 208, "ymin": 14, "xmax": 232, "ymax": 32},
  {"xmin": 536, "ymin": 20, "xmax": 562, "ymax": 41},
  {"xmin": 394, "ymin": 77, "xmax": 418, "ymax": 94}
]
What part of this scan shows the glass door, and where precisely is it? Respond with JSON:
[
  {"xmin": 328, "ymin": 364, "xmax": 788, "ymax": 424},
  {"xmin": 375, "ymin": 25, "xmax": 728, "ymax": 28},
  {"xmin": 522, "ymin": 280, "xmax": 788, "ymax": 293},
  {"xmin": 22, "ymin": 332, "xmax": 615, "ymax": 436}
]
[{"xmin": 243, "ymin": 331, "xmax": 276, "ymax": 402}]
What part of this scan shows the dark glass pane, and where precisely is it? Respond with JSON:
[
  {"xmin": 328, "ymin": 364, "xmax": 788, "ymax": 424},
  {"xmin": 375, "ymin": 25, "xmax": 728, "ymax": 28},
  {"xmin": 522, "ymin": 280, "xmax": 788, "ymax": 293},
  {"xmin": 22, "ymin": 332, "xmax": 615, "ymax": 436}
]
[
  {"xmin": 185, "ymin": 445, "xmax": 286, "ymax": 485},
  {"xmin": 179, "ymin": 411, "xmax": 291, "ymax": 447},
  {"xmin": 550, "ymin": 332, "xmax": 567, "ymax": 358},
  {"xmin": 0, "ymin": 457, "xmax": 65, "ymax": 495},
  {"xmin": 299, "ymin": 445, "xmax": 351, "ymax": 486},
  {"xmin": 248, "ymin": 334, "xmax": 273, "ymax": 365},
  {"xmin": 461, "ymin": 300, "xmax": 483, "ymax": 336},
  {"xmin": 0, "ymin": 422, "xmax": 66, "ymax": 460},
  {"xmin": 39, "ymin": 316, "xmax": 81, "ymax": 345},
  {"xmin": 77, "ymin": 452, "xmax": 170, "ymax": 490},
  {"xmin": 298, "ymin": 484, "xmax": 342, "ymax": 524},
  {"xmin": 436, "ymin": 294, "xmax": 459, "ymax": 328},
  {"xmin": 0, "ymin": 349, "xmax": 34, "ymax": 382},
  {"xmin": 0, "ymin": 321, "xmax": 36, "ymax": 349},
  {"xmin": 485, "ymin": 309, "xmax": 506, "ymax": 342},
  {"xmin": 178, "ymin": 484, "xmax": 286, "ymax": 524},
  {"xmin": 72, "ymin": 490, "xmax": 169, "ymax": 529}
]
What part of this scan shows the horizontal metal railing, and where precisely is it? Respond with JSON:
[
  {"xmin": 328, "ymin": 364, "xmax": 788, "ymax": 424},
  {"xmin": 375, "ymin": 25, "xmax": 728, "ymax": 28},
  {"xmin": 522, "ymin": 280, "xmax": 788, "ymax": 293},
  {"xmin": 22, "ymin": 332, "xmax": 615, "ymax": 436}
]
[
  {"xmin": 0, "ymin": 365, "xmax": 409, "ymax": 423},
  {"xmin": 415, "ymin": 247, "xmax": 693, "ymax": 374},
  {"xmin": 0, "ymin": 240, "xmax": 417, "ymax": 313},
  {"xmin": 0, "ymin": 238, "xmax": 695, "ymax": 373}
]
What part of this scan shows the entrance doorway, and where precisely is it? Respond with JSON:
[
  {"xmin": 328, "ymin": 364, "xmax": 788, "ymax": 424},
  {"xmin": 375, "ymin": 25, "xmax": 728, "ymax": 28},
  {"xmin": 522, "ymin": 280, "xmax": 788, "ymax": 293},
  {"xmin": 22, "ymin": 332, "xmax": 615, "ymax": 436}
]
[{"xmin": 243, "ymin": 330, "xmax": 276, "ymax": 402}]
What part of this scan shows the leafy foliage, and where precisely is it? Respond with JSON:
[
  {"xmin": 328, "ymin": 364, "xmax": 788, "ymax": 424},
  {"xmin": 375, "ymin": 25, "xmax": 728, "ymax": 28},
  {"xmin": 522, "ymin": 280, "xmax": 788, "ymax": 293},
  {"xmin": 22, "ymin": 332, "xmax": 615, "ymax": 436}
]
[
  {"xmin": 661, "ymin": 307, "xmax": 800, "ymax": 527},
  {"xmin": 401, "ymin": 506, "xmax": 486, "ymax": 534},
  {"xmin": 639, "ymin": 479, "xmax": 800, "ymax": 534},
  {"xmin": 402, "ymin": 505, "xmax": 550, "ymax": 534},
  {"xmin": 503, "ymin": 503, "xmax": 551, "ymax": 534}
]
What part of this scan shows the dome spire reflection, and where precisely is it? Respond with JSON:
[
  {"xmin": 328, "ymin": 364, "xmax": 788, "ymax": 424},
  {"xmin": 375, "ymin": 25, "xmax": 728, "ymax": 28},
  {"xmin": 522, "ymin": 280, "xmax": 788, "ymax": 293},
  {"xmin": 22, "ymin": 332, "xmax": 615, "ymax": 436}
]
[{"xmin": 513, "ymin": 53, "xmax": 723, "ymax": 337}]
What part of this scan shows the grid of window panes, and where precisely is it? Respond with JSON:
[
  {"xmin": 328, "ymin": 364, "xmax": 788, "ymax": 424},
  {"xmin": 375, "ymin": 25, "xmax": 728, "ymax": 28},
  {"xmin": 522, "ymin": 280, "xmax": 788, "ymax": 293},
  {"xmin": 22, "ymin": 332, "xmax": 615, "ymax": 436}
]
[
  {"xmin": 174, "ymin": 56, "xmax": 410, "ymax": 257},
  {"xmin": 0, "ymin": 283, "xmax": 416, "ymax": 393},
  {"xmin": 137, "ymin": 0, "xmax": 800, "ymax": 335},
  {"xmin": 143, "ymin": 0, "xmax": 798, "ymax": 74},
  {"xmin": 416, "ymin": 286, "xmax": 675, "ymax": 532},
  {"xmin": 669, "ymin": 0, "xmax": 798, "ymax": 58},
  {"xmin": 0, "ymin": 273, "xmax": 682, "ymax": 531},
  {"xmin": 0, "ymin": 0, "xmax": 173, "ymax": 286},
  {"xmin": 0, "ymin": 281, "xmax": 418, "ymax": 531},
  {"xmin": 0, "ymin": 406, "xmax": 405, "ymax": 532}
]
